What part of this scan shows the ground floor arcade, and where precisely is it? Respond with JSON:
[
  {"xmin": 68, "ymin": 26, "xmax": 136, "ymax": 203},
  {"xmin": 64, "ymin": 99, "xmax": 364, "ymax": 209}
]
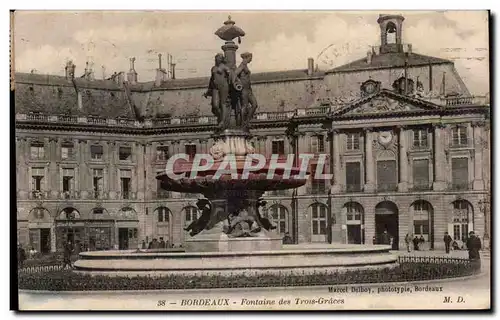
[{"xmin": 17, "ymin": 191, "xmax": 488, "ymax": 253}]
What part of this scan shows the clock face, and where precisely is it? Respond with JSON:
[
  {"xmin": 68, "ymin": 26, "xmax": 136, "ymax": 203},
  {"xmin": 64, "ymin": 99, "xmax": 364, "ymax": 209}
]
[
  {"xmin": 365, "ymin": 83, "xmax": 376, "ymax": 94},
  {"xmin": 378, "ymin": 131, "xmax": 393, "ymax": 145}
]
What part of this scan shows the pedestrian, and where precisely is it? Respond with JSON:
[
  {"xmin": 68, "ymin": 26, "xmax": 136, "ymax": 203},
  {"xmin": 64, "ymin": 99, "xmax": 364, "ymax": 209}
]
[
  {"xmin": 419, "ymin": 235, "xmax": 426, "ymax": 251},
  {"xmin": 466, "ymin": 231, "xmax": 482, "ymax": 260},
  {"xmin": 412, "ymin": 235, "xmax": 420, "ymax": 251},
  {"xmin": 405, "ymin": 233, "xmax": 412, "ymax": 252},
  {"xmin": 62, "ymin": 241, "xmax": 73, "ymax": 269},
  {"xmin": 29, "ymin": 246, "xmax": 37, "ymax": 259},
  {"xmin": 443, "ymin": 232, "xmax": 453, "ymax": 254},
  {"xmin": 159, "ymin": 237, "xmax": 166, "ymax": 249},
  {"xmin": 17, "ymin": 243, "xmax": 26, "ymax": 269},
  {"xmin": 141, "ymin": 240, "xmax": 146, "ymax": 249},
  {"xmin": 381, "ymin": 230, "xmax": 391, "ymax": 246},
  {"xmin": 282, "ymin": 232, "xmax": 293, "ymax": 244}
]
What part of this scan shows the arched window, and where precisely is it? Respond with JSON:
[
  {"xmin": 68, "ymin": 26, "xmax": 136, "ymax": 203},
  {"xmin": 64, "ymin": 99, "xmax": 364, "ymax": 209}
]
[
  {"xmin": 452, "ymin": 200, "xmax": 473, "ymax": 242},
  {"xmin": 59, "ymin": 207, "xmax": 80, "ymax": 220},
  {"xmin": 412, "ymin": 200, "xmax": 433, "ymax": 243},
  {"xmin": 311, "ymin": 203, "xmax": 328, "ymax": 236},
  {"xmin": 184, "ymin": 206, "xmax": 199, "ymax": 227},
  {"xmin": 155, "ymin": 207, "xmax": 172, "ymax": 245},
  {"xmin": 268, "ymin": 205, "xmax": 288, "ymax": 235},
  {"xmin": 344, "ymin": 202, "xmax": 364, "ymax": 244},
  {"xmin": 157, "ymin": 207, "xmax": 171, "ymax": 223},
  {"xmin": 346, "ymin": 202, "xmax": 363, "ymax": 223}
]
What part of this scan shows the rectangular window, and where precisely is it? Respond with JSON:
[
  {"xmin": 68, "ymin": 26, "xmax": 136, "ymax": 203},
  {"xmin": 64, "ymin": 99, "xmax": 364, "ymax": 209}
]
[
  {"xmin": 156, "ymin": 146, "xmax": 169, "ymax": 161},
  {"xmin": 345, "ymin": 162, "xmax": 361, "ymax": 192},
  {"xmin": 452, "ymin": 126, "xmax": 468, "ymax": 147},
  {"xmin": 346, "ymin": 133, "xmax": 360, "ymax": 151},
  {"xmin": 31, "ymin": 167, "xmax": 44, "ymax": 193},
  {"xmin": 30, "ymin": 142, "xmax": 45, "ymax": 160},
  {"xmin": 451, "ymin": 158, "xmax": 468, "ymax": 190},
  {"xmin": 310, "ymin": 135, "xmax": 325, "ymax": 153},
  {"xmin": 62, "ymin": 168, "xmax": 75, "ymax": 198},
  {"xmin": 118, "ymin": 146, "xmax": 132, "ymax": 161},
  {"xmin": 310, "ymin": 163, "xmax": 328, "ymax": 194},
  {"xmin": 61, "ymin": 143, "xmax": 74, "ymax": 160},
  {"xmin": 156, "ymin": 173, "xmax": 170, "ymax": 199},
  {"xmin": 413, "ymin": 129, "xmax": 428, "ymax": 148},
  {"xmin": 412, "ymin": 159, "xmax": 430, "ymax": 190},
  {"xmin": 90, "ymin": 145, "xmax": 104, "ymax": 160},
  {"xmin": 185, "ymin": 144, "xmax": 197, "ymax": 161},
  {"xmin": 272, "ymin": 140, "xmax": 285, "ymax": 155},
  {"xmin": 120, "ymin": 169, "xmax": 131, "ymax": 199},
  {"xmin": 93, "ymin": 169, "xmax": 104, "ymax": 198},
  {"xmin": 377, "ymin": 160, "xmax": 398, "ymax": 191}
]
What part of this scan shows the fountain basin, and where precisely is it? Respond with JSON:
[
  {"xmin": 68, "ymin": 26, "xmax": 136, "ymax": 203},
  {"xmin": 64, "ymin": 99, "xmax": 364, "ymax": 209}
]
[{"xmin": 73, "ymin": 244, "xmax": 397, "ymax": 277}]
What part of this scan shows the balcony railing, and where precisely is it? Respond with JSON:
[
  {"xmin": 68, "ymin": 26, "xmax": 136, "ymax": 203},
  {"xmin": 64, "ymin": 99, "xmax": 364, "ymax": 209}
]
[
  {"xmin": 411, "ymin": 184, "xmax": 431, "ymax": 191},
  {"xmin": 377, "ymin": 184, "xmax": 398, "ymax": 192},
  {"xmin": 87, "ymin": 116, "xmax": 107, "ymax": 125},
  {"xmin": 450, "ymin": 182, "xmax": 471, "ymax": 191},
  {"xmin": 60, "ymin": 190, "xmax": 79, "ymax": 200},
  {"xmin": 268, "ymin": 189, "xmax": 288, "ymax": 196},
  {"xmin": 117, "ymin": 191, "xmax": 137, "ymax": 200},
  {"xmin": 154, "ymin": 190, "xmax": 171, "ymax": 199},
  {"xmin": 307, "ymin": 184, "xmax": 330, "ymax": 195},
  {"xmin": 345, "ymin": 184, "xmax": 363, "ymax": 193},
  {"xmin": 449, "ymin": 138, "xmax": 472, "ymax": 149},
  {"xmin": 182, "ymin": 192, "xmax": 199, "ymax": 199},
  {"xmin": 27, "ymin": 113, "xmax": 48, "ymax": 121},
  {"xmin": 29, "ymin": 190, "xmax": 47, "ymax": 200},
  {"xmin": 59, "ymin": 115, "xmax": 78, "ymax": 123}
]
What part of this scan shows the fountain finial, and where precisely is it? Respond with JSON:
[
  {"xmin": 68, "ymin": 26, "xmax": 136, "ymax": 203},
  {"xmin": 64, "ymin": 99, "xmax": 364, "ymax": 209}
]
[{"xmin": 216, "ymin": 15, "xmax": 245, "ymax": 41}]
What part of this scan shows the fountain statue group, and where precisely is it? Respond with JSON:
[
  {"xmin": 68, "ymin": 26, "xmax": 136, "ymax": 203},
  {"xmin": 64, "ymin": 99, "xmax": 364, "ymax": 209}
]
[
  {"xmin": 204, "ymin": 52, "xmax": 258, "ymax": 131},
  {"xmin": 184, "ymin": 197, "xmax": 276, "ymax": 238}
]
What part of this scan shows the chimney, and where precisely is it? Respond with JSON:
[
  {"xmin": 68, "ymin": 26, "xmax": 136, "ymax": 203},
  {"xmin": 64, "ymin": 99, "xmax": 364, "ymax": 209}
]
[
  {"xmin": 171, "ymin": 63, "xmax": 176, "ymax": 80},
  {"xmin": 77, "ymin": 91, "xmax": 83, "ymax": 110},
  {"xmin": 155, "ymin": 54, "xmax": 167, "ymax": 87},
  {"xmin": 65, "ymin": 60, "xmax": 75, "ymax": 80},
  {"xmin": 307, "ymin": 58, "xmax": 314, "ymax": 76},
  {"xmin": 127, "ymin": 57, "xmax": 138, "ymax": 84},
  {"xmin": 367, "ymin": 51, "xmax": 373, "ymax": 65}
]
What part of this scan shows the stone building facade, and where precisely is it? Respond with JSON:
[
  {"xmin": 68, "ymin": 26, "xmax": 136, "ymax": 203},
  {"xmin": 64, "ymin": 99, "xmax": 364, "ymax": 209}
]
[{"xmin": 15, "ymin": 14, "xmax": 490, "ymax": 252}]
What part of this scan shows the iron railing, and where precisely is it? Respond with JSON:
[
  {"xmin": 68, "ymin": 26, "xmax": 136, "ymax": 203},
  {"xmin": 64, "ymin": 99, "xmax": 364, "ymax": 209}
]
[{"xmin": 18, "ymin": 256, "xmax": 479, "ymax": 290}]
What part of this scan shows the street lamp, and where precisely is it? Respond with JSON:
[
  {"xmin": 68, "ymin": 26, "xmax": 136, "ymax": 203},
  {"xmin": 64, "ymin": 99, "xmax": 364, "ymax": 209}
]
[{"xmin": 478, "ymin": 195, "xmax": 490, "ymax": 250}]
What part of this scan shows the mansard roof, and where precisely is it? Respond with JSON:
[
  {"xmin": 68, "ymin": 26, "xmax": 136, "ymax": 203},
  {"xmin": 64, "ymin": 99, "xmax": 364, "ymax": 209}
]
[{"xmin": 327, "ymin": 52, "xmax": 452, "ymax": 74}]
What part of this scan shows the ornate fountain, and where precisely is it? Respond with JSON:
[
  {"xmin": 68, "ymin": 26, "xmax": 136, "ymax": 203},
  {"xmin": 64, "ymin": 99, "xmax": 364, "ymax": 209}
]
[
  {"xmin": 73, "ymin": 16, "xmax": 396, "ymax": 276},
  {"xmin": 157, "ymin": 16, "xmax": 307, "ymax": 252}
]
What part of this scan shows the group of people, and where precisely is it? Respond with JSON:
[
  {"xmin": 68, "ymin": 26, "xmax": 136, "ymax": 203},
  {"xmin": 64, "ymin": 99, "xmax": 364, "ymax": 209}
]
[
  {"xmin": 141, "ymin": 237, "xmax": 172, "ymax": 250},
  {"xmin": 404, "ymin": 234, "xmax": 427, "ymax": 252}
]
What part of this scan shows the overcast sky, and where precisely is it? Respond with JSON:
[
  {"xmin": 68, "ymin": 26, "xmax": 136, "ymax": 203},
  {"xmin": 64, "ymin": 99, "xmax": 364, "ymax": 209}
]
[{"xmin": 13, "ymin": 10, "xmax": 489, "ymax": 95}]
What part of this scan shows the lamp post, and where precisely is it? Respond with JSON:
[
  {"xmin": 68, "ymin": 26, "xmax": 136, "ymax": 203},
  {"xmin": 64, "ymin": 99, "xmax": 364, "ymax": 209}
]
[{"xmin": 478, "ymin": 194, "xmax": 490, "ymax": 250}]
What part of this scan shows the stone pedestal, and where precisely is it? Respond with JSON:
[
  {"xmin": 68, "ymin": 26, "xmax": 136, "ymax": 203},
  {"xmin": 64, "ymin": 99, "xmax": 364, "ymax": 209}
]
[{"xmin": 185, "ymin": 222, "xmax": 282, "ymax": 253}]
